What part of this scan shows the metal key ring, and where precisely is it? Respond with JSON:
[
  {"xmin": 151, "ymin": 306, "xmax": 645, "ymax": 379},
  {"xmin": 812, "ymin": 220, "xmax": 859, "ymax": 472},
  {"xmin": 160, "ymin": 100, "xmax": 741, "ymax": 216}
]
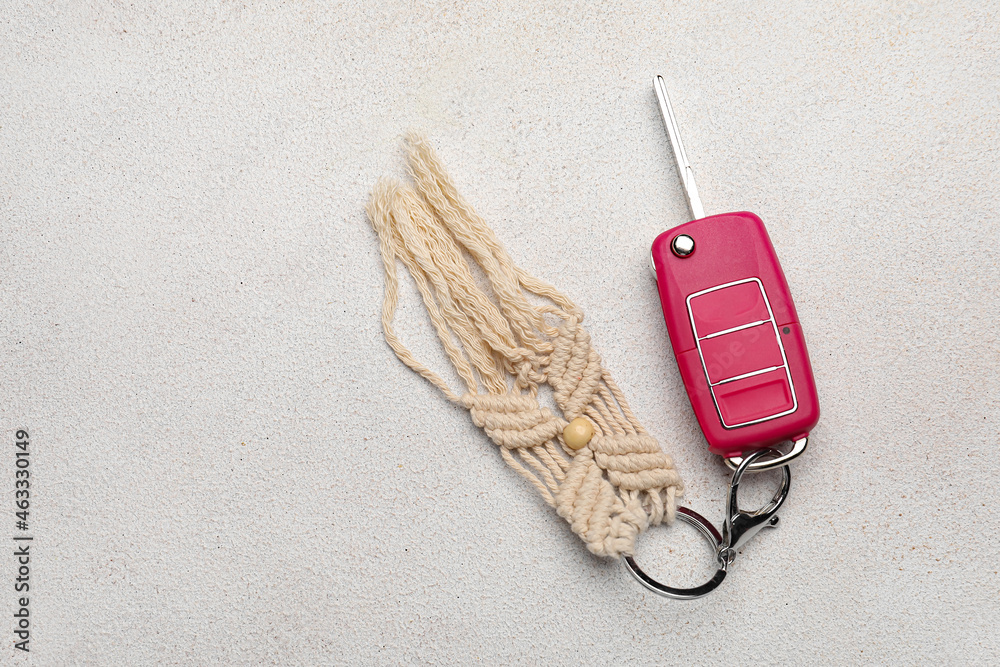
[
  {"xmin": 623, "ymin": 449, "xmax": 791, "ymax": 599},
  {"xmin": 622, "ymin": 506, "xmax": 727, "ymax": 600},
  {"xmin": 723, "ymin": 436, "xmax": 808, "ymax": 472}
]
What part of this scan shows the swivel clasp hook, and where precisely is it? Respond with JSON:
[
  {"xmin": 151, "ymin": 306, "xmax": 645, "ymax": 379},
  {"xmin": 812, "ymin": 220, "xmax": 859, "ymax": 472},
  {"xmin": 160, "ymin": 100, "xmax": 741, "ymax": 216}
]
[
  {"xmin": 719, "ymin": 448, "xmax": 790, "ymax": 565},
  {"xmin": 622, "ymin": 448, "xmax": 790, "ymax": 599}
]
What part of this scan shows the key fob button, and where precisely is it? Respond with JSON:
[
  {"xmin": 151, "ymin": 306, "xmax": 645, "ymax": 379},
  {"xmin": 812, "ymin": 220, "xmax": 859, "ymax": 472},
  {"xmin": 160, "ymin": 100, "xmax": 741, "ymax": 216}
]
[
  {"xmin": 671, "ymin": 234, "xmax": 695, "ymax": 257},
  {"xmin": 688, "ymin": 281, "xmax": 769, "ymax": 336},
  {"xmin": 713, "ymin": 369, "xmax": 794, "ymax": 426},
  {"xmin": 699, "ymin": 323, "xmax": 783, "ymax": 384}
]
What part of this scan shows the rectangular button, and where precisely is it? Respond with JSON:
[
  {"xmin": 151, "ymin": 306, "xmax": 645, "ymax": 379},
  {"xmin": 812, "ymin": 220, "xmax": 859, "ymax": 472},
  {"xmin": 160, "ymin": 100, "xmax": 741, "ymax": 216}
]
[
  {"xmin": 689, "ymin": 280, "xmax": 770, "ymax": 337},
  {"xmin": 698, "ymin": 323, "xmax": 784, "ymax": 384},
  {"xmin": 712, "ymin": 368, "xmax": 795, "ymax": 426}
]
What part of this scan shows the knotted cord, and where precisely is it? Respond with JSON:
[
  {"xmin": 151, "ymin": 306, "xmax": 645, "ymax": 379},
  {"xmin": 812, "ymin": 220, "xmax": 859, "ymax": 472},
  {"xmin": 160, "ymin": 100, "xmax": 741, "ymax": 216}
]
[{"xmin": 366, "ymin": 134, "xmax": 683, "ymax": 557}]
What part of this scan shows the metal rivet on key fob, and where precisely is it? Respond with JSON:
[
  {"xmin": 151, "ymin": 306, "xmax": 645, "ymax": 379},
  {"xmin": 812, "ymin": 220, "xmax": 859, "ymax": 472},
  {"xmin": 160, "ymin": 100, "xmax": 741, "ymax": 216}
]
[{"xmin": 671, "ymin": 234, "xmax": 695, "ymax": 257}]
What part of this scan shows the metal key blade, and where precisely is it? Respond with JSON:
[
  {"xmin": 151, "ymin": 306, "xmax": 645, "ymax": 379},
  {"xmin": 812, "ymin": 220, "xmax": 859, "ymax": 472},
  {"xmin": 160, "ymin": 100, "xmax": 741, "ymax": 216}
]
[{"xmin": 654, "ymin": 75, "xmax": 705, "ymax": 220}]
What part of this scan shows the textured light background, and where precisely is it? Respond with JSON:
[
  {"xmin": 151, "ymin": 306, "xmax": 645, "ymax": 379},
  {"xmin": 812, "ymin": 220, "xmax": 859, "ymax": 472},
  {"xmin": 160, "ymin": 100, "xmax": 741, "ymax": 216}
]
[{"xmin": 1, "ymin": 1, "xmax": 998, "ymax": 664}]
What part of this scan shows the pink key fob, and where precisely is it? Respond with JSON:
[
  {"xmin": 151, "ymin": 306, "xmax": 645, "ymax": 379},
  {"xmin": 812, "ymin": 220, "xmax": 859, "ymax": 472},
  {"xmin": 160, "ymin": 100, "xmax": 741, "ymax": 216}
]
[{"xmin": 651, "ymin": 78, "xmax": 819, "ymax": 461}]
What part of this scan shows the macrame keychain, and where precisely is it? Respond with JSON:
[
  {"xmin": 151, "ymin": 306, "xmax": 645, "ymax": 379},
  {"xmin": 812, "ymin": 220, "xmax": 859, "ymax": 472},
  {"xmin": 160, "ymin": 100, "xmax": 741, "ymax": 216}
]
[
  {"xmin": 368, "ymin": 133, "xmax": 683, "ymax": 559},
  {"xmin": 367, "ymin": 78, "xmax": 819, "ymax": 598}
]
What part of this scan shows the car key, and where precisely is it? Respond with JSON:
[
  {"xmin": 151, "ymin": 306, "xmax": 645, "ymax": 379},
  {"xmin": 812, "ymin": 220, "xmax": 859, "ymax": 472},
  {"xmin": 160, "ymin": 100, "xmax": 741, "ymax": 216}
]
[{"xmin": 649, "ymin": 76, "xmax": 819, "ymax": 470}]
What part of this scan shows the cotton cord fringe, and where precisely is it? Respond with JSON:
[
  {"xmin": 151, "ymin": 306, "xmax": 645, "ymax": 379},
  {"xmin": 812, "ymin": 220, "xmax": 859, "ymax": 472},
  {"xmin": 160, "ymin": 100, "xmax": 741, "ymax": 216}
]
[{"xmin": 366, "ymin": 135, "xmax": 684, "ymax": 558}]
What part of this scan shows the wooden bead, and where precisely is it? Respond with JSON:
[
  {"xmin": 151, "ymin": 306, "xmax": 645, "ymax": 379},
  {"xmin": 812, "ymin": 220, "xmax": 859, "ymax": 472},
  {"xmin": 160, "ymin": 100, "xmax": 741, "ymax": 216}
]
[{"xmin": 563, "ymin": 417, "xmax": 594, "ymax": 450}]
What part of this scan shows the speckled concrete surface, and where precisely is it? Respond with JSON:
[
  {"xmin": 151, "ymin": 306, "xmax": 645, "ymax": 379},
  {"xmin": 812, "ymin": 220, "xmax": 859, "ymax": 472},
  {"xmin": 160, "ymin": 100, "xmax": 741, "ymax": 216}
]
[{"xmin": 1, "ymin": 1, "xmax": 998, "ymax": 664}]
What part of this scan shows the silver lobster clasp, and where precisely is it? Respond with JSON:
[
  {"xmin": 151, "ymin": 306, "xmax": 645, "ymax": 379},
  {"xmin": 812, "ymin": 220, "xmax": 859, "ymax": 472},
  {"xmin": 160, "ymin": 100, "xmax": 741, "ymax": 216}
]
[
  {"xmin": 622, "ymin": 448, "xmax": 790, "ymax": 599},
  {"xmin": 718, "ymin": 448, "xmax": 790, "ymax": 565}
]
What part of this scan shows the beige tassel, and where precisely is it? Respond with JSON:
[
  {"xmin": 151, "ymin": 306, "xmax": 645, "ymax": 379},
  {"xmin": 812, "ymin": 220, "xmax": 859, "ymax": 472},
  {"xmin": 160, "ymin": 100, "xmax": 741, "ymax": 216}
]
[{"xmin": 366, "ymin": 134, "xmax": 683, "ymax": 558}]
